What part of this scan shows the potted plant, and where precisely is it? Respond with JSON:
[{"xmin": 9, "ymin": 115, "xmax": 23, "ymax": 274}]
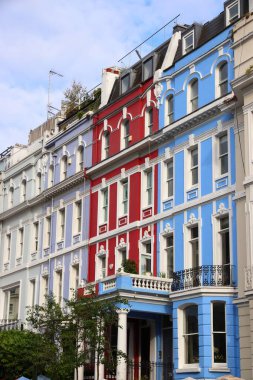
[{"xmin": 123, "ymin": 259, "xmax": 137, "ymax": 274}]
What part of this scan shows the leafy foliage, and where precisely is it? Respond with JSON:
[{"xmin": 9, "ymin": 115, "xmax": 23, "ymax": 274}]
[
  {"xmin": 0, "ymin": 329, "xmax": 51, "ymax": 380},
  {"xmin": 123, "ymin": 259, "xmax": 138, "ymax": 274}
]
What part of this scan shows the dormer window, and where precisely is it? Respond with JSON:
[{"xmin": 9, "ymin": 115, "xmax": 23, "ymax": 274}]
[
  {"xmin": 121, "ymin": 74, "xmax": 130, "ymax": 94},
  {"xmin": 226, "ymin": 1, "xmax": 239, "ymax": 25},
  {"xmin": 183, "ymin": 31, "xmax": 194, "ymax": 55},
  {"xmin": 143, "ymin": 57, "xmax": 153, "ymax": 81}
]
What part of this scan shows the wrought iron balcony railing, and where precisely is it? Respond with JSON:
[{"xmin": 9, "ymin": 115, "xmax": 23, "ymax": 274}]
[
  {"xmin": 171, "ymin": 264, "xmax": 235, "ymax": 291},
  {"xmin": 127, "ymin": 361, "xmax": 173, "ymax": 380}
]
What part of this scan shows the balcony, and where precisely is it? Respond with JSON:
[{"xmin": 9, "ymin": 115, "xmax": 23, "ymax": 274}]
[
  {"xmin": 0, "ymin": 319, "xmax": 23, "ymax": 331},
  {"xmin": 171, "ymin": 264, "xmax": 236, "ymax": 291},
  {"xmin": 79, "ymin": 273, "xmax": 172, "ymax": 298}
]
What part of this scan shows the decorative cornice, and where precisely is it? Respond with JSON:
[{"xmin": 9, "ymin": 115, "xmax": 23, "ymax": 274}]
[{"xmin": 0, "ymin": 171, "xmax": 85, "ymax": 221}]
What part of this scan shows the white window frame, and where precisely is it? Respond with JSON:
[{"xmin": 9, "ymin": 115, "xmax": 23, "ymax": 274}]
[
  {"xmin": 33, "ymin": 221, "xmax": 39, "ymax": 253},
  {"xmin": 164, "ymin": 159, "xmax": 174, "ymax": 200},
  {"xmin": 18, "ymin": 227, "xmax": 24, "ymax": 258},
  {"xmin": 5, "ymin": 233, "xmax": 11, "ymax": 263},
  {"xmin": 73, "ymin": 200, "xmax": 82, "ymax": 235},
  {"xmin": 29, "ymin": 279, "xmax": 36, "ymax": 307},
  {"xmin": 100, "ymin": 188, "xmax": 109, "ymax": 224},
  {"xmin": 58, "ymin": 208, "xmax": 65, "ymax": 242},
  {"xmin": 165, "ymin": 94, "xmax": 174, "ymax": 126},
  {"xmin": 188, "ymin": 79, "xmax": 199, "ymax": 113},
  {"xmin": 216, "ymin": 61, "xmax": 229, "ymax": 98},
  {"xmin": 60, "ymin": 156, "xmax": 68, "ymax": 181},
  {"xmin": 76, "ymin": 145, "xmax": 84, "ymax": 172},
  {"xmin": 102, "ymin": 132, "xmax": 110, "ymax": 160},
  {"xmin": 226, "ymin": 0, "xmax": 240, "ymax": 25},
  {"xmin": 184, "ymin": 217, "xmax": 201, "ymax": 270},
  {"xmin": 183, "ymin": 30, "xmax": 194, "ymax": 55},
  {"xmin": 8, "ymin": 186, "xmax": 14, "ymax": 208},
  {"xmin": 121, "ymin": 120, "xmax": 130, "ymax": 149},
  {"xmin": 48, "ymin": 164, "xmax": 54, "ymax": 188},
  {"xmin": 185, "ymin": 145, "xmax": 199, "ymax": 191},
  {"xmin": 44, "ymin": 216, "xmax": 51, "ymax": 249},
  {"xmin": 160, "ymin": 231, "xmax": 174, "ymax": 278},
  {"xmin": 140, "ymin": 238, "xmax": 153, "ymax": 275},
  {"xmin": 96, "ymin": 246, "xmax": 108, "ymax": 280},
  {"xmin": 214, "ymin": 129, "xmax": 230, "ymax": 180},
  {"xmin": 116, "ymin": 241, "xmax": 128, "ymax": 272},
  {"xmin": 178, "ymin": 305, "xmax": 199, "ymax": 370},
  {"xmin": 36, "ymin": 172, "xmax": 42, "ymax": 194},
  {"xmin": 212, "ymin": 209, "xmax": 232, "ymax": 272},
  {"xmin": 211, "ymin": 301, "xmax": 227, "ymax": 369},
  {"xmin": 70, "ymin": 263, "xmax": 80, "ymax": 295},
  {"xmin": 54, "ymin": 270, "xmax": 63, "ymax": 305},
  {"xmin": 145, "ymin": 107, "xmax": 153, "ymax": 136},
  {"xmin": 118, "ymin": 179, "xmax": 129, "ymax": 217},
  {"xmin": 143, "ymin": 169, "xmax": 153, "ymax": 209},
  {"xmin": 40, "ymin": 274, "xmax": 49, "ymax": 305},
  {"xmin": 21, "ymin": 180, "xmax": 27, "ymax": 202}
]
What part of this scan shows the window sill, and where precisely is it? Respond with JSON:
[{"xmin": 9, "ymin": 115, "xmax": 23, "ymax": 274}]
[
  {"xmin": 176, "ymin": 366, "xmax": 200, "ymax": 373},
  {"xmin": 209, "ymin": 366, "xmax": 230, "ymax": 372}
]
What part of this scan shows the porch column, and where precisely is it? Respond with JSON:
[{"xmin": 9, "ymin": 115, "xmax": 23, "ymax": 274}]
[
  {"xmin": 117, "ymin": 309, "xmax": 129, "ymax": 380},
  {"xmin": 94, "ymin": 353, "xmax": 104, "ymax": 380}
]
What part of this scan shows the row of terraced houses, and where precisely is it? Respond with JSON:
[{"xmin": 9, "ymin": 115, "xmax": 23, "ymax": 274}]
[{"xmin": 1, "ymin": 1, "xmax": 253, "ymax": 379}]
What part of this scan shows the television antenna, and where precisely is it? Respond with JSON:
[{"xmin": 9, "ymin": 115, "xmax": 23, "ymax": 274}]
[{"xmin": 47, "ymin": 69, "xmax": 63, "ymax": 119}]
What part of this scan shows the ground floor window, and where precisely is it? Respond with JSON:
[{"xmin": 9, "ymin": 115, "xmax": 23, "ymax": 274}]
[
  {"xmin": 212, "ymin": 302, "xmax": 227, "ymax": 365},
  {"xmin": 184, "ymin": 305, "xmax": 199, "ymax": 364}
]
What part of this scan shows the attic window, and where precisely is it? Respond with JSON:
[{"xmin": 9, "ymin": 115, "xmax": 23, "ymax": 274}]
[
  {"xmin": 143, "ymin": 57, "xmax": 153, "ymax": 81},
  {"xmin": 183, "ymin": 31, "xmax": 194, "ymax": 55},
  {"xmin": 226, "ymin": 1, "xmax": 239, "ymax": 25},
  {"xmin": 121, "ymin": 74, "xmax": 130, "ymax": 94}
]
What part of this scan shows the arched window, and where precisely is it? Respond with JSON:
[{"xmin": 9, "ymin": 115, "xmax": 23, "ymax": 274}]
[
  {"xmin": 102, "ymin": 131, "xmax": 110, "ymax": 160},
  {"xmin": 145, "ymin": 107, "xmax": 153, "ymax": 136},
  {"xmin": 76, "ymin": 145, "xmax": 84, "ymax": 172},
  {"xmin": 8, "ymin": 186, "xmax": 14, "ymax": 208},
  {"xmin": 166, "ymin": 95, "xmax": 174, "ymax": 125},
  {"xmin": 36, "ymin": 172, "xmax": 42, "ymax": 194},
  {"xmin": 48, "ymin": 164, "xmax": 54, "ymax": 188},
  {"xmin": 121, "ymin": 120, "xmax": 130, "ymax": 149},
  {"xmin": 189, "ymin": 79, "xmax": 198, "ymax": 112},
  {"xmin": 219, "ymin": 62, "xmax": 228, "ymax": 97},
  {"xmin": 21, "ymin": 180, "xmax": 27, "ymax": 202},
  {"xmin": 60, "ymin": 156, "xmax": 68, "ymax": 181}
]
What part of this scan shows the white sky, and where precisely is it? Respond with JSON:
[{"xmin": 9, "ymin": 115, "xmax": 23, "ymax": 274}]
[{"xmin": 0, "ymin": 0, "xmax": 225, "ymax": 152}]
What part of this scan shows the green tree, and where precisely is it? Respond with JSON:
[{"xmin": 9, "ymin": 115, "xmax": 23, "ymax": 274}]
[
  {"xmin": 63, "ymin": 80, "xmax": 88, "ymax": 117},
  {"xmin": 0, "ymin": 329, "xmax": 51, "ymax": 380},
  {"xmin": 27, "ymin": 291, "xmax": 128, "ymax": 380}
]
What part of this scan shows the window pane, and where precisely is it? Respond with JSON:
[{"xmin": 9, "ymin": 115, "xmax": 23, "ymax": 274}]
[
  {"xmin": 191, "ymin": 148, "xmax": 198, "ymax": 167},
  {"xmin": 221, "ymin": 156, "xmax": 228, "ymax": 174},
  {"xmin": 220, "ymin": 216, "xmax": 229, "ymax": 230},
  {"xmin": 220, "ymin": 135, "xmax": 228, "ymax": 155},
  {"xmin": 143, "ymin": 58, "xmax": 153, "ymax": 81},
  {"xmin": 146, "ymin": 242, "xmax": 151, "ymax": 254},
  {"xmin": 192, "ymin": 167, "xmax": 198, "ymax": 185},
  {"xmin": 185, "ymin": 33, "xmax": 194, "ymax": 53},
  {"xmin": 220, "ymin": 63, "xmax": 228, "ymax": 83},
  {"xmin": 121, "ymin": 74, "xmax": 130, "ymax": 94},
  {"xmin": 166, "ymin": 235, "xmax": 173, "ymax": 247},
  {"xmin": 213, "ymin": 333, "xmax": 226, "ymax": 363},
  {"xmin": 213, "ymin": 303, "xmax": 225, "ymax": 332},
  {"xmin": 191, "ymin": 226, "xmax": 198, "ymax": 239},
  {"xmin": 186, "ymin": 334, "xmax": 199, "ymax": 364},
  {"xmin": 191, "ymin": 80, "xmax": 198, "ymax": 99},
  {"xmin": 229, "ymin": 3, "xmax": 239, "ymax": 21},
  {"xmin": 167, "ymin": 161, "xmax": 173, "ymax": 179},
  {"xmin": 185, "ymin": 305, "xmax": 198, "ymax": 334}
]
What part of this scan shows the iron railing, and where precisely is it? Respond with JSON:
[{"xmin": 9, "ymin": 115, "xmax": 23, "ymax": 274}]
[
  {"xmin": 171, "ymin": 264, "xmax": 235, "ymax": 291},
  {"xmin": 83, "ymin": 361, "xmax": 173, "ymax": 380},
  {"xmin": 127, "ymin": 361, "xmax": 173, "ymax": 380}
]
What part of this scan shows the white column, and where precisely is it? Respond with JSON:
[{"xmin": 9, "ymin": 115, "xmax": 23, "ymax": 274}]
[
  {"xmin": 74, "ymin": 366, "xmax": 84, "ymax": 380},
  {"xmin": 117, "ymin": 309, "xmax": 129, "ymax": 380},
  {"xmin": 94, "ymin": 352, "xmax": 104, "ymax": 380}
]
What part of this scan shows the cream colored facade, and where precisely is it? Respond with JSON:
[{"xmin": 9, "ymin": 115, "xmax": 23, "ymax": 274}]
[{"xmin": 232, "ymin": 6, "xmax": 253, "ymax": 380}]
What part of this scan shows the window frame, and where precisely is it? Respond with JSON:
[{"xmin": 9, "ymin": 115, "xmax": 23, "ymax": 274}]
[
  {"xmin": 166, "ymin": 94, "xmax": 174, "ymax": 125},
  {"xmin": 144, "ymin": 169, "xmax": 153, "ymax": 208},
  {"xmin": 166, "ymin": 159, "xmax": 174, "ymax": 199},
  {"xmin": 189, "ymin": 79, "xmax": 199, "ymax": 113},
  {"xmin": 5, "ymin": 233, "xmax": 11, "ymax": 262},
  {"xmin": 183, "ymin": 30, "xmax": 194, "ymax": 55},
  {"xmin": 58, "ymin": 208, "xmax": 65, "ymax": 241},
  {"xmin": 218, "ymin": 61, "xmax": 229, "ymax": 97},
  {"xmin": 122, "ymin": 119, "xmax": 130, "ymax": 149},
  {"xmin": 183, "ymin": 305, "xmax": 199, "ymax": 366},
  {"xmin": 102, "ymin": 131, "xmax": 110, "ymax": 160},
  {"xmin": 48, "ymin": 164, "xmax": 54, "ymax": 188},
  {"xmin": 145, "ymin": 107, "xmax": 153, "ymax": 136},
  {"xmin": 121, "ymin": 73, "xmax": 130, "ymax": 94},
  {"xmin": 190, "ymin": 146, "xmax": 199, "ymax": 187},
  {"xmin": 21, "ymin": 180, "xmax": 27, "ymax": 202},
  {"xmin": 164, "ymin": 233, "xmax": 174, "ymax": 278},
  {"xmin": 219, "ymin": 133, "xmax": 228, "ymax": 176},
  {"xmin": 33, "ymin": 221, "xmax": 39, "ymax": 252},
  {"xmin": 8, "ymin": 186, "xmax": 14, "ymax": 208},
  {"xmin": 211, "ymin": 301, "xmax": 227, "ymax": 368},
  {"xmin": 18, "ymin": 227, "xmax": 24, "ymax": 258},
  {"xmin": 140, "ymin": 239, "xmax": 152, "ymax": 275},
  {"xmin": 226, "ymin": 0, "xmax": 240, "ymax": 25},
  {"xmin": 76, "ymin": 145, "xmax": 84, "ymax": 172},
  {"xmin": 44, "ymin": 215, "xmax": 51, "ymax": 249},
  {"xmin": 100, "ymin": 188, "xmax": 109, "ymax": 224},
  {"xmin": 61, "ymin": 156, "xmax": 68, "ymax": 181},
  {"xmin": 143, "ymin": 57, "xmax": 153, "ymax": 81}
]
